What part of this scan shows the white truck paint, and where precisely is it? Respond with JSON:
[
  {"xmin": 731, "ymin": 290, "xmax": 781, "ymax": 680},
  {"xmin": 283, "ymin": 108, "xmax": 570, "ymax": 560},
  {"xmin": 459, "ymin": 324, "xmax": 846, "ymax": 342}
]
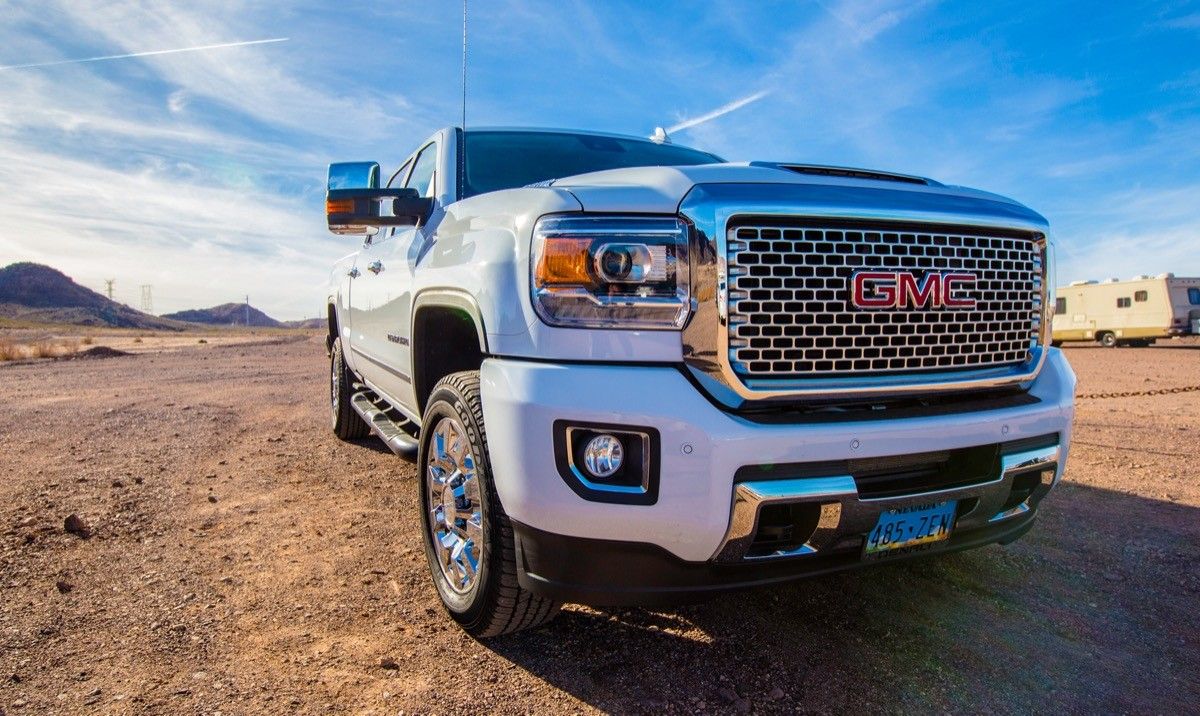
[{"xmin": 323, "ymin": 127, "xmax": 1075, "ymax": 636}]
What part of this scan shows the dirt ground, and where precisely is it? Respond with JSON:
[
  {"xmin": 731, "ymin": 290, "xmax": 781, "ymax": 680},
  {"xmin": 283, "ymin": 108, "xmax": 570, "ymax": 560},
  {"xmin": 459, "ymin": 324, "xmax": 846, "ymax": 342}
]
[
  {"xmin": 1, "ymin": 336, "xmax": 1197, "ymax": 714},
  {"xmin": 0, "ymin": 325, "xmax": 306, "ymax": 358}
]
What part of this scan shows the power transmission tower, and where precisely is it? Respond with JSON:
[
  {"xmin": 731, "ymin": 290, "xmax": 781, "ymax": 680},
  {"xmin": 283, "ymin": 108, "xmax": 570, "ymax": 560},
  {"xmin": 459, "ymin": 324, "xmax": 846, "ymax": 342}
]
[
  {"xmin": 140, "ymin": 285, "xmax": 153, "ymax": 314},
  {"xmin": 245, "ymin": 295, "xmax": 250, "ymax": 326},
  {"xmin": 104, "ymin": 279, "xmax": 115, "ymax": 300}
]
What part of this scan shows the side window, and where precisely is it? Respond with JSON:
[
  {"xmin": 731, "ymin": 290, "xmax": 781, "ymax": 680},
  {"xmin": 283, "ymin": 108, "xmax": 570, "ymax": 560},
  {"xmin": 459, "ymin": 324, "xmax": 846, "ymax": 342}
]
[
  {"xmin": 1134, "ymin": 290, "xmax": 1148, "ymax": 302},
  {"xmin": 386, "ymin": 159, "xmax": 413, "ymax": 188},
  {"xmin": 405, "ymin": 144, "xmax": 437, "ymax": 198},
  {"xmin": 1189, "ymin": 287, "xmax": 1200, "ymax": 305},
  {"xmin": 1116, "ymin": 297, "xmax": 1131, "ymax": 309},
  {"xmin": 1055, "ymin": 297, "xmax": 1067, "ymax": 314}
]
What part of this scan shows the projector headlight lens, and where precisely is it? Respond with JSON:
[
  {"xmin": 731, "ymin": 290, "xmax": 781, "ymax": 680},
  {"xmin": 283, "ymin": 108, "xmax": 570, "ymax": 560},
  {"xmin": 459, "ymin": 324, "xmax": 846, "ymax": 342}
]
[{"xmin": 531, "ymin": 215, "xmax": 690, "ymax": 329}]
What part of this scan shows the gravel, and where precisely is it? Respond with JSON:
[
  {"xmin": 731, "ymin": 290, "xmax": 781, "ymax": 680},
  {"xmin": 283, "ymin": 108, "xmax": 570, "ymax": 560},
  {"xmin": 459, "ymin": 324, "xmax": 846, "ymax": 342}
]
[{"xmin": 0, "ymin": 335, "xmax": 1196, "ymax": 713}]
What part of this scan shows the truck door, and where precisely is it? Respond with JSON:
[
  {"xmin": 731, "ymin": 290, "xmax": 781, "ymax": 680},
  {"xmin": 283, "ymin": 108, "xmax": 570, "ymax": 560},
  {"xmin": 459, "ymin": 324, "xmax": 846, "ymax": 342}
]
[{"xmin": 346, "ymin": 143, "xmax": 438, "ymax": 415}]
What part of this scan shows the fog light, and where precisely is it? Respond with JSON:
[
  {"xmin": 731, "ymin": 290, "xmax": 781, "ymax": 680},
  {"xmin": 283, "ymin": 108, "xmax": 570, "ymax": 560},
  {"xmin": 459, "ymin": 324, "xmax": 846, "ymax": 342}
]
[
  {"xmin": 582, "ymin": 434, "xmax": 624, "ymax": 479},
  {"xmin": 555, "ymin": 422, "xmax": 660, "ymax": 505}
]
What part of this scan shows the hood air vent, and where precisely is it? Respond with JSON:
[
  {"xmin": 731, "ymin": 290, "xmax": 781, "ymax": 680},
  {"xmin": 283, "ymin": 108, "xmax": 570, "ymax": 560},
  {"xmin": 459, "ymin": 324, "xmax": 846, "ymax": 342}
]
[{"xmin": 750, "ymin": 161, "xmax": 937, "ymax": 186}]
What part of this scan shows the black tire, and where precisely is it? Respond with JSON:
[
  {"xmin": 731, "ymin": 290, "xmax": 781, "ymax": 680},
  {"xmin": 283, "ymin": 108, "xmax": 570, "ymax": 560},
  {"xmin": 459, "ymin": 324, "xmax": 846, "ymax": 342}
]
[
  {"xmin": 418, "ymin": 371, "xmax": 560, "ymax": 637},
  {"xmin": 330, "ymin": 337, "xmax": 371, "ymax": 440},
  {"xmin": 1098, "ymin": 332, "xmax": 1117, "ymax": 348}
]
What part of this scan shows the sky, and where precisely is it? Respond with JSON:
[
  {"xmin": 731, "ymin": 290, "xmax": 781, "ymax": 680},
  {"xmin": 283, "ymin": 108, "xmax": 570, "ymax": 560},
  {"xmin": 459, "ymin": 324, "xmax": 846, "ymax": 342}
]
[{"xmin": 1, "ymin": 1, "xmax": 1198, "ymax": 320}]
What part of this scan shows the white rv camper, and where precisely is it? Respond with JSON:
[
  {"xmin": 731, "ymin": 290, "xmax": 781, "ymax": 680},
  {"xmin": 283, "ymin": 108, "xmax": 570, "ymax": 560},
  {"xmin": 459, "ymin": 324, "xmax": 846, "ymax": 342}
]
[{"xmin": 1052, "ymin": 274, "xmax": 1200, "ymax": 347}]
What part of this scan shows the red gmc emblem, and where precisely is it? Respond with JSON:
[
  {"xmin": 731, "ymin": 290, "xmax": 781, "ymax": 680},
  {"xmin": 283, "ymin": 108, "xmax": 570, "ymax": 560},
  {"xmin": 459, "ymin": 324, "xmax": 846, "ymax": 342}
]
[{"xmin": 850, "ymin": 271, "xmax": 978, "ymax": 309}]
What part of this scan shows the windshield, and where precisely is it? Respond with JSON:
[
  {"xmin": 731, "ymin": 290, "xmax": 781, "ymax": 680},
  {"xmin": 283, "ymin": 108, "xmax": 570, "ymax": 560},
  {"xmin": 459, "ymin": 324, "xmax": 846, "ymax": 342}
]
[{"xmin": 462, "ymin": 130, "xmax": 722, "ymax": 197}]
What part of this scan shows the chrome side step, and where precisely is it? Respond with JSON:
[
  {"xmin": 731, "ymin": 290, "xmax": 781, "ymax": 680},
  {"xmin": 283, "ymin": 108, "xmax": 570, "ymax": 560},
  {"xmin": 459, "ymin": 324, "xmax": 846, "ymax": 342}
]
[{"xmin": 349, "ymin": 390, "xmax": 419, "ymax": 458}]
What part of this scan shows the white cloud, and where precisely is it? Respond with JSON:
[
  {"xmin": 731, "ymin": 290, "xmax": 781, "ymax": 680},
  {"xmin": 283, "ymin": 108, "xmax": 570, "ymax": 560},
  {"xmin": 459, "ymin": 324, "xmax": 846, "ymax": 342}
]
[
  {"xmin": 816, "ymin": 0, "xmax": 934, "ymax": 44},
  {"xmin": 18, "ymin": 1, "xmax": 410, "ymax": 141},
  {"xmin": 0, "ymin": 139, "xmax": 340, "ymax": 318},
  {"xmin": 167, "ymin": 89, "xmax": 189, "ymax": 114}
]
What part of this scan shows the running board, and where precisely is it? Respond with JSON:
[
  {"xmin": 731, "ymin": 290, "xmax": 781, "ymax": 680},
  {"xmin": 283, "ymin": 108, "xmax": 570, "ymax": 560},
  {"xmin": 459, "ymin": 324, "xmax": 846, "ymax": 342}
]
[{"xmin": 349, "ymin": 391, "xmax": 419, "ymax": 458}]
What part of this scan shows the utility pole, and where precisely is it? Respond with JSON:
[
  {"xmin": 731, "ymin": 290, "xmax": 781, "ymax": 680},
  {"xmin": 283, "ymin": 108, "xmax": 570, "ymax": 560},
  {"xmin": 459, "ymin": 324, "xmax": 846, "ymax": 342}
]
[
  {"xmin": 140, "ymin": 285, "xmax": 153, "ymax": 314},
  {"xmin": 245, "ymin": 295, "xmax": 250, "ymax": 326},
  {"xmin": 104, "ymin": 279, "xmax": 115, "ymax": 301}
]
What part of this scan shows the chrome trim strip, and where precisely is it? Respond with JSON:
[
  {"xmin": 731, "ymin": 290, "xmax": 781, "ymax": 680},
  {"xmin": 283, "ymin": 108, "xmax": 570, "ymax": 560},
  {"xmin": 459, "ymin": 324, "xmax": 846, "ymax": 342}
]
[
  {"xmin": 715, "ymin": 476, "xmax": 856, "ymax": 562},
  {"xmin": 1000, "ymin": 445, "xmax": 1060, "ymax": 475},
  {"xmin": 713, "ymin": 441, "xmax": 1061, "ymax": 562},
  {"xmin": 679, "ymin": 183, "xmax": 1055, "ymax": 408},
  {"xmin": 988, "ymin": 444, "xmax": 1061, "ymax": 523}
]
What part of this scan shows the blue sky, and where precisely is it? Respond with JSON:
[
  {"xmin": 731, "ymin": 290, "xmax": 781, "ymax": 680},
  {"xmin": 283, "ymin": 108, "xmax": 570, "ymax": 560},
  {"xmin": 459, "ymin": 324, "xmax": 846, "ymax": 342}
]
[{"xmin": 1, "ymin": 0, "xmax": 1198, "ymax": 319}]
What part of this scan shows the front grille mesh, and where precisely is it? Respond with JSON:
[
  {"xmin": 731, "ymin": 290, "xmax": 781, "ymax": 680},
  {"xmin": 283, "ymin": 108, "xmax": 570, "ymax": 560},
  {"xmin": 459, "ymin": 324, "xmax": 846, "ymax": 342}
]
[{"xmin": 726, "ymin": 220, "xmax": 1042, "ymax": 378}]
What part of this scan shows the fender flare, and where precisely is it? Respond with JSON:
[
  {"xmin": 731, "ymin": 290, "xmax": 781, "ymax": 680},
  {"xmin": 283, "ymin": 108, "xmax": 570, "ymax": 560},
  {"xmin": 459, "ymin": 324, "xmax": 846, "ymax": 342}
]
[{"xmin": 411, "ymin": 288, "xmax": 489, "ymax": 355}]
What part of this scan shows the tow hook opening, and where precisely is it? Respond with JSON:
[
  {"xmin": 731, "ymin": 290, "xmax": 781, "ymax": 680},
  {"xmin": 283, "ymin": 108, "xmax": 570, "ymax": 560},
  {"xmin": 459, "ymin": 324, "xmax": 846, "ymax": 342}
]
[{"xmin": 748, "ymin": 502, "xmax": 823, "ymax": 558}]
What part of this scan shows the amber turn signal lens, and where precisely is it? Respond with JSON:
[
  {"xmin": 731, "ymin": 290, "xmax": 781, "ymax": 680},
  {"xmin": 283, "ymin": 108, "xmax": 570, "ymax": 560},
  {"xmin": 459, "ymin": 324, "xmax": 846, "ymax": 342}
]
[
  {"xmin": 326, "ymin": 198, "xmax": 355, "ymax": 214},
  {"xmin": 535, "ymin": 237, "xmax": 593, "ymax": 286}
]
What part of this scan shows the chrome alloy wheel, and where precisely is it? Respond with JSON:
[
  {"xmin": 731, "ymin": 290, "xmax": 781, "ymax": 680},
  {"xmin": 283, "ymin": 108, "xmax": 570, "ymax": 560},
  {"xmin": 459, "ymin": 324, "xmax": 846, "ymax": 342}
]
[
  {"xmin": 426, "ymin": 416, "xmax": 483, "ymax": 594},
  {"xmin": 330, "ymin": 349, "xmax": 341, "ymax": 413}
]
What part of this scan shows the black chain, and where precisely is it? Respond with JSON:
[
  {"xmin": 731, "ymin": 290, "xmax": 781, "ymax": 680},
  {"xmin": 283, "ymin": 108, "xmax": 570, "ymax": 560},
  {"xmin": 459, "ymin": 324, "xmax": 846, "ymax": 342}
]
[{"xmin": 1077, "ymin": 384, "xmax": 1200, "ymax": 400}]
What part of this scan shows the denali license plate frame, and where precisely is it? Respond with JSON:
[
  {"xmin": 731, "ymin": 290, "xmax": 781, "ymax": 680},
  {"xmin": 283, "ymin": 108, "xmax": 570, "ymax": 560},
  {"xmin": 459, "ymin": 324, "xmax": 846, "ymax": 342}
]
[{"xmin": 863, "ymin": 500, "xmax": 957, "ymax": 559}]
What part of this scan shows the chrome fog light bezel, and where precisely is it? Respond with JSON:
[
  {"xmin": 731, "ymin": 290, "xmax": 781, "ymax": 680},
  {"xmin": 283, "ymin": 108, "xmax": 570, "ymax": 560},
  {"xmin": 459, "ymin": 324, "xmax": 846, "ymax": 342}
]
[{"xmin": 552, "ymin": 421, "xmax": 660, "ymax": 506}]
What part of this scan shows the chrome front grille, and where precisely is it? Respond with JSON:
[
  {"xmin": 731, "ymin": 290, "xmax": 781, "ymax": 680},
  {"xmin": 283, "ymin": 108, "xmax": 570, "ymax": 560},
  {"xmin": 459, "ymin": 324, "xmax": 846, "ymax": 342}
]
[{"xmin": 726, "ymin": 220, "xmax": 1043, "ymax": 379}]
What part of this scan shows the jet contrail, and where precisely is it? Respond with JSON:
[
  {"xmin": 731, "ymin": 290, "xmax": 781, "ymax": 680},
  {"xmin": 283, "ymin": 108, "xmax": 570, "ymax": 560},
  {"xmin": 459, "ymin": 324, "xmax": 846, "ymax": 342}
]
[
  {"xmin": 665, "ymin": 90, "xmax": 771, "ymax": 134},
  {"xmin": 0, "ymin": 38, "xmax": 289, "ymax": 71}
]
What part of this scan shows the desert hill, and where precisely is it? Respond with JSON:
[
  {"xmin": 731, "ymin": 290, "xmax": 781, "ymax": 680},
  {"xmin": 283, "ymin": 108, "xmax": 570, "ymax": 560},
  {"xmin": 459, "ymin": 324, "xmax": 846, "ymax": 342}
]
[
  {"xmin": 0, "ymin": 262, "xmax": 186, "ymax": 330},
  {"xmin": 162, "ymin": 303, "xmax": 283, "ymax": 328}
]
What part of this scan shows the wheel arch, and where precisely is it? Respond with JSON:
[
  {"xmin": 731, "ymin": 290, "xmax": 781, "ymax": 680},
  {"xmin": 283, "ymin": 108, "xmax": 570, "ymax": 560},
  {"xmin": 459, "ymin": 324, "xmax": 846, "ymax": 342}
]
[
  {"xmin": 411, "ymin": 289, "xmax": 489, "ymax": 416},
  {"xmin": 326, "ymin": 302, "xmax": 338, "ymax": 355}
]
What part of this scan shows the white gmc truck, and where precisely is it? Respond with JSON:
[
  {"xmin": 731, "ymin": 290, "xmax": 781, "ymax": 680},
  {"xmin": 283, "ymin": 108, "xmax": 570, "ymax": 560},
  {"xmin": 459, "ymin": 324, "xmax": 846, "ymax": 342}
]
[{"xmin": 324, "ymin": 127, "xmax": 1075, "ymax": 637}]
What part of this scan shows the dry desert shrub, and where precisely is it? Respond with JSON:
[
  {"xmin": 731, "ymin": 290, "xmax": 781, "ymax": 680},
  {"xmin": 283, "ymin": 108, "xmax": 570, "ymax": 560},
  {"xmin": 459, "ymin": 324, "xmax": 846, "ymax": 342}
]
[
  {"xmin": 0, "ymin": 338, "xmax": 22, "ymax": 361},
  {"xmin": 31, "ymin": 338, "xmax": 80, "ymax": 359},
  {"xmin": 81, "ymin": 335, "xmax": 95, "ymax": 345}
]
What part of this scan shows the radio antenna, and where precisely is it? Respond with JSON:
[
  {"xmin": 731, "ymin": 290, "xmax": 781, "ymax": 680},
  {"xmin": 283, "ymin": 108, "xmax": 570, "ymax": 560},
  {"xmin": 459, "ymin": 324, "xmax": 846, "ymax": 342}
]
[
  {"xmin": 461, "ymin": 0, "xmax": 468, "ymax": 131},
  {"xmin": 458, "ymin": 0, "xmax": 468, "ymax": 198}
]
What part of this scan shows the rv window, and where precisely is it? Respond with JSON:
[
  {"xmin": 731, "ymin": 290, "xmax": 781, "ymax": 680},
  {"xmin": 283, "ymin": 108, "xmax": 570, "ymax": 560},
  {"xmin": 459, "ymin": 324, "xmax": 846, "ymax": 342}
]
[
  {"xmin": 1055, "ymin": 297, "xmax": 1067, "ymax": 314},
  {"xmin": 1190, "ymin": 288, "xmax": 1200, "ymax": 305},
  {"xmin": 1134, "ymin": 290, "xmax": 1148, "ymax": 302},
  {"xmin": 1116, "ymin": 297, "xmax": 1131, "ymax": 308}
]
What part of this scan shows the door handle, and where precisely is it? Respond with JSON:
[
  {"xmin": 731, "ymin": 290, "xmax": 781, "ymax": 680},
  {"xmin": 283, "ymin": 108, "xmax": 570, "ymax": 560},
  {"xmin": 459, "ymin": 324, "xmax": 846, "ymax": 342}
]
[
  {"xmin": 348, "ymin": 267, "xmax": 360, "ymax": 279},
  {"xmin": 367, "ymin": 260, "xmax": 384, "ymax": 275}
]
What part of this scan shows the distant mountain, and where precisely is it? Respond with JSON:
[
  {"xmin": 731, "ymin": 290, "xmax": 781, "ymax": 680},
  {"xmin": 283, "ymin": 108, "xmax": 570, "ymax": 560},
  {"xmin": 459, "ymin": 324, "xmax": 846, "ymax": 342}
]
[
  {"xmin": 283, "ymin": 318, "xmax": 325, "ymax": 330},
  {"xmin": 0, "ymin": 262, "xmax": 186, "ymax": 330},
  {"xmin": 162, "ymin": 303, "xmax": 283, "ymax": 328}
]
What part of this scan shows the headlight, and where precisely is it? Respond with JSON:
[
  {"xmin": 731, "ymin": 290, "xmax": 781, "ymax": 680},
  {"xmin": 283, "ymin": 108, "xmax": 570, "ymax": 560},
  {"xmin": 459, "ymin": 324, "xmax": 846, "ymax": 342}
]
[{"xmin": 531, "ymin": 215, "xmax": 690, "ymax": 329}]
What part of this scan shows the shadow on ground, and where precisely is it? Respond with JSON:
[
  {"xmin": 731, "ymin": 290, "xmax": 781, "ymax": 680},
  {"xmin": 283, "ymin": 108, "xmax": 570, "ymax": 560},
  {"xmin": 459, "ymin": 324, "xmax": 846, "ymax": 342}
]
[{"xmin": 484, "ymin": 484, "xmax": 1199, "ymax": 713}]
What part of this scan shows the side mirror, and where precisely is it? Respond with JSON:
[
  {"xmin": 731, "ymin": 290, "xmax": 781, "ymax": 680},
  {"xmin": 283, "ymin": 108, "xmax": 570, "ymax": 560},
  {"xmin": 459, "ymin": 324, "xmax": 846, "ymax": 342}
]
[{"xmin": 326, "ymin": 161, "xmax": 434, "ymax": 236}]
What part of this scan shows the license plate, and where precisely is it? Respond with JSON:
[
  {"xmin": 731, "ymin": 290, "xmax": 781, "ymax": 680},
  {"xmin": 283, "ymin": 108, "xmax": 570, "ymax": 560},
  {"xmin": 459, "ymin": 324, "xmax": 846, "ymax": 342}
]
[{"xmin": 864, "ymin": 500, "xmax": 957, "ymax": 559}]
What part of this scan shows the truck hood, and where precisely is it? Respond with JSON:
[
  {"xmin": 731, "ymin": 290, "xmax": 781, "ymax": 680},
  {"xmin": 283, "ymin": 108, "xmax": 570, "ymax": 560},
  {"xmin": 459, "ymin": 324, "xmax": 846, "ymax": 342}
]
[{"xmin": 546, "ymin": 162, "xmax": 1047, "ymax": 227}]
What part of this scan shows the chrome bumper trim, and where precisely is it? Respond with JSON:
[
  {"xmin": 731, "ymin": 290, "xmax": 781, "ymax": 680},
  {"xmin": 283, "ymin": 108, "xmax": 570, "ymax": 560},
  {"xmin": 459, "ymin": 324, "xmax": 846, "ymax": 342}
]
[{"xmin": 713, "ymin": 443, "xmax": 1061, "ymax": 562}]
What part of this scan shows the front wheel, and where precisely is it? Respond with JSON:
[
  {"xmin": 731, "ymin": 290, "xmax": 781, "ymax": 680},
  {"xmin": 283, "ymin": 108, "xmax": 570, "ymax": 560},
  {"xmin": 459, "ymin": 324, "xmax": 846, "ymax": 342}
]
[
  {"xmin": 418, "ymin": 371, "xmax": 560, "ymax": 637},
  {"xmin": 1098, "ymin": 332, "xmax": 1117, "ymax": 348}
]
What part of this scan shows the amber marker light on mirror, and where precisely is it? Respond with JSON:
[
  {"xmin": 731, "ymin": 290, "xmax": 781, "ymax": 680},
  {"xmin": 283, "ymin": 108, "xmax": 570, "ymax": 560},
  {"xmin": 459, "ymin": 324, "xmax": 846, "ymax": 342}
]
[{"xmin": 326, "ymin": 197, "xmax": 356, "ymax": 214}]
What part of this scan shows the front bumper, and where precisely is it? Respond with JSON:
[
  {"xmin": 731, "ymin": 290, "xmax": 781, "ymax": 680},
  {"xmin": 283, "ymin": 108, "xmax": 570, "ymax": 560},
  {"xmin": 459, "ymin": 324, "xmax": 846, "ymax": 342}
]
[
  {"xmin": 512, "ymin": 511, "xmax": 1038, "ymax": 606},
  {"xmin": 480, "ymin": 350, "xmax": 1075, "ymax": 603}
]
